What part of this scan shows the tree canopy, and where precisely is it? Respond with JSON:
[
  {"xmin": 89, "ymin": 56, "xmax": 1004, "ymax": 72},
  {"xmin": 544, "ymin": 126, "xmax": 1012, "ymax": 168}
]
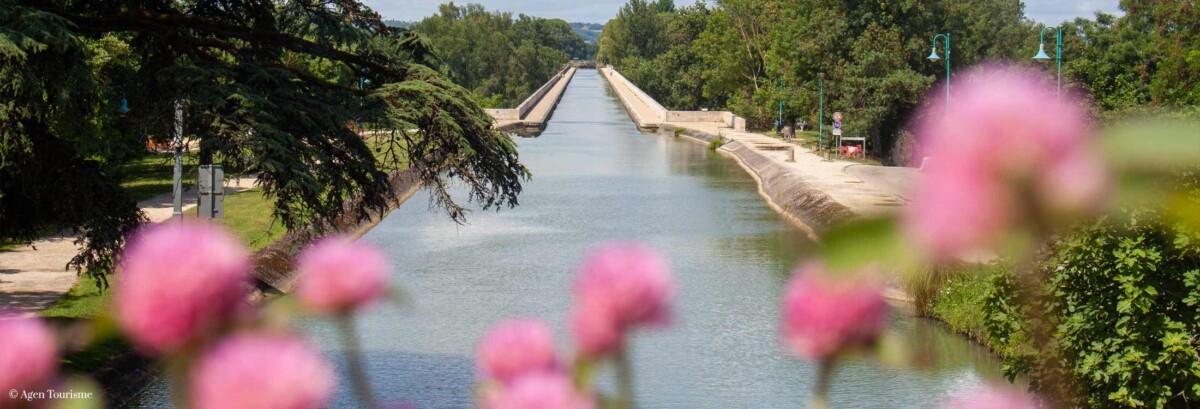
[
  {"xmin": 412, "ymin": 3, "xmax": 592, "ymax": 108},
  {"xmin": 597, "ymin": 0, "xmax": 1199, "ymax": 162},
  {"xmin": 1, "ymin": 0, "xmax": 529, "ymax": 283}
]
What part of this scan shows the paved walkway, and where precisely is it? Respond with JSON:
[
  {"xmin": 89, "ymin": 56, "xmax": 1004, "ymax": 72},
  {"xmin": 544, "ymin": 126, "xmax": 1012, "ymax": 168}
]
[
  {"xmin": 0, "ymin": 177, "xmax": 257, "ymax": 317},
  {"xmin": 598, "ymin": 67, "xmax": 916, "ymax": 219},
  {"xmin": 523, "ymin": 67, "xmax": 576, "ymax": 127},
  {"xmin": 681, "ymin": 122, "xmax": 908, "ymax": 216}
]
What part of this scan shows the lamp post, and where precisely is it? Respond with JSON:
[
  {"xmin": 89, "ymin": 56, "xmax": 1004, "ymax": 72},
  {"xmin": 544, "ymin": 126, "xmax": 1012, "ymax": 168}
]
[
  {"xmin": 817, "ymin": 72, "xmax": 825, "ymax": 154},
  {"xmin": 1033, "ymin": 25, "xmax": 1063, "ymax": 97},
  {"xmin": 777, "ymin": 77, "xmax": 784, "ymax": 133},
  {"xmin": 172, "ymin": 101, "xmax": 184, "ymax": 222},
  {"xmin": 927, "ymin": 33, "xmax": 951, "ymax": 114}
]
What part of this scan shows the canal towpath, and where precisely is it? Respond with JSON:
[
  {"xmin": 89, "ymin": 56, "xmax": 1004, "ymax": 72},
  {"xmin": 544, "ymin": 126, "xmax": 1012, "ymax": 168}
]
[{"xmin": 599, "ymin": 65, "xmax": 917, "ymax": 234}]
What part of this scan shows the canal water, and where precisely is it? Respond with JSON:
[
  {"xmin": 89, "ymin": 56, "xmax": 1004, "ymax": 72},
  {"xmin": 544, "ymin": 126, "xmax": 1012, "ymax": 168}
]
[{"xmin": 130, "ymin": 70, "xmax": 1003, "ymax": 408}]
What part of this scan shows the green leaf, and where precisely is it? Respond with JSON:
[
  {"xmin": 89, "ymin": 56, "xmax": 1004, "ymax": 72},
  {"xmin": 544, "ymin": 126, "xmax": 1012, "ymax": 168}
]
[{"xmin": 816, "ymin": 217, "xmax": 916, "ymax": 272}]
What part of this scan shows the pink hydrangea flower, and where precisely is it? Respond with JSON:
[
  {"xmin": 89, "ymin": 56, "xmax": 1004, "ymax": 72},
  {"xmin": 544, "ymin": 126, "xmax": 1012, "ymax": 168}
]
[
  {"xmin": 294, "ymin": 237, "xmax": 390, "ymax": 315},
  {"xmin": 0, "ymin": 317, "xmax": 59, "ymax": 395},
  {"xmin": 570, "ymin": 243, "xmax": 674, "ymax": 357},
  {"xmin": 190, "ymin": 333, "xmax": 335, "ymax": 409},
  {"xmin": 781, "ymin": 263, "xmax": 887, "ymax": 360},
  {"xmin": 115, "ymin": 223, "xmax": 250, "ymax": 354},
  {"xmin": 478, "ymin": 318, "xmax": 559, "ymax": 384},
  {"xmin": 483, "ymin": 372, "xmax": 596, "ymax": 409},
  {"xmin": 907, "ymin": 64, "xmax": 1106, "ymax": 260},
  {"xmin": 944, "ymin": 384, "xmax": 1042, "ymax": 408}
]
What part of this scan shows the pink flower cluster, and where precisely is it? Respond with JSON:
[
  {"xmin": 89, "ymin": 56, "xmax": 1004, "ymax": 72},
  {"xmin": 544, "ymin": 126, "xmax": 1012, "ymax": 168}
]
[
  {"xmin": 781, "ymin": 263, "xmax": 887, "ymax": 360},
  {"xmin": 475, "ymin": 243, "xmax": 676, "ymax": 407},
  {"xmin": 478, "ymin": 318, "xmax": 559, "ymax": 384},
  {"xmin": 484, "ymin": 372, "xmax": 594, "ymax": 409},
  {"xmin": 0, "ymin": 317, "xmax": 59, "ymax": 397},
  {"xmin": 907, "ymin": 64, "xmax": 1107, "ymax": 260},
  {"xmin": 570, "ymin": 243, "xmax": 674, "ymax": 357},
  {"xmin": 115, "ymin": 223, "xmax": 251, "ymax": 354},
  {"xmin": 113, "ymin": 224, "xmax": 340, "ymax": 409},
  {"xmin": 190, "ymin": 333, "xmax": 335, "ymax": 409},
  {"xmin": 294, "ymin": 237, "xmax": 390, "ymax": 315},
  {"xmin": 477, "ymin": 319, "xmax": 594, "ymax": 409}
]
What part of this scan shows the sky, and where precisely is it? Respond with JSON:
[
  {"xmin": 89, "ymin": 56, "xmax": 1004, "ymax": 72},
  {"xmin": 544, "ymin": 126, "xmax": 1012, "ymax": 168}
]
[{"xmin": 367, "ymin": 0, "xmax": 1124, "ymax": 24}]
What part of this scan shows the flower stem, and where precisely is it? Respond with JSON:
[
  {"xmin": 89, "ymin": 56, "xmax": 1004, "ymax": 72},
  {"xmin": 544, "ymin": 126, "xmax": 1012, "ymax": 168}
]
[
  {"xmin": 614, "ymin": 348, "xmax": 635, "ymax": 409},
  {"xmin": 810, "ymin": 359, "xmax": 834, "ymax": 409},
  {"xmin": 338, "ymin": 316, "xmax": 380, "ymax": 409}
]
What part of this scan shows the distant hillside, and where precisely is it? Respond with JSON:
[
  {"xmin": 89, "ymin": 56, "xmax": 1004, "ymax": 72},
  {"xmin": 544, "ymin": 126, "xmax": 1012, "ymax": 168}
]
[
  {"xmin": 570, "ymin": 22, "xmax": 603, "ymax": 44},
  {"xmin": 384, "ymin": 20, "xmax": 415, "ymax": 28}
]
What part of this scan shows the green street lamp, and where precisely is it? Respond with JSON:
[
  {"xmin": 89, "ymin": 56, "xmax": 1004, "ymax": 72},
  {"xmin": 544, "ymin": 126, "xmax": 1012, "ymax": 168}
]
[
  {"xmin": 777, "ymin": 78, "xmax": 784, "ymax": 132},
  {"xmin": 817, "ymin": 72, "xmax": 825, "ymax": 154},
  {"xmin": 927, "ymin": 33, "xmax": 951, "ymax": 114},
  {"xmin": 1033, "ymin": 25, "xmax": 1063, "ymax": 96}
]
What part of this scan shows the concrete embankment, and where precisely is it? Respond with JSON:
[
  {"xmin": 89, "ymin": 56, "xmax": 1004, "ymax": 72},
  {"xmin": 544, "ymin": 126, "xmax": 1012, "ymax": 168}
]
[
  {"xmin": 599, "ymin": 66, "xmax": 913, "ymax": 236},
  {"xmin": 487, "ymin": 66, "xmax": 578, "ymax": 133}
]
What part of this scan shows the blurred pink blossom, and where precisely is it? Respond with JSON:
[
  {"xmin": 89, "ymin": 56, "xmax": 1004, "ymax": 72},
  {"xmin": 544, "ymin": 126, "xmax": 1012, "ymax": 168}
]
[
  {"xmin": 115, "ymin": 223, "xmax": 250, "ymax": 354},
  {"xmin": 478, "ymin": 318, "xmax": 559, "ymax": 384},
  {"xmin": 781, "ymin": 263, "xmax": 887, "ymax": 360},
  {"xmin": 294, "ymin": 237, "xmax": 390, "ymax": 315},
  {"xmin": 483, "ymin": 372, "xmax": 595, "ymax": 409},
  {"xmin": 907, "ymin": 64, "xmax": 1106, "ymax": 260},
  {"xmin": 570, "ymin": 295, "xmax": 622, "ymax": 357},
  {"xmin": 0, "ymin": 317, "xmax": 58, "ymax": 398},
  {"xmin": 570, "ymin": 243, "xmax": 673, "ymax": 357},
  {"xmin": 190, "ymin": 333, "xmax": 335, "ymax": 409},
  {"xmin": 944, "ymin": 384, "xmax": 1042, "ymax": 408}
]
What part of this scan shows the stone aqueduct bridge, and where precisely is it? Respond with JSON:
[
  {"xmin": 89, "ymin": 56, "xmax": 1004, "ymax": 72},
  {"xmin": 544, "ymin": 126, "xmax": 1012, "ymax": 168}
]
[{"xmin": 488, "ymin": 63, "xmax": 916, "ymax": 237}]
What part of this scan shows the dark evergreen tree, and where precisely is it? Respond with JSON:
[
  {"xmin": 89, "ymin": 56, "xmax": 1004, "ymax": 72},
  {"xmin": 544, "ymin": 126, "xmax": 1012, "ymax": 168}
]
[{"xmin": 0, "ymin": 0, "xmax": 529, "ymax": 284}]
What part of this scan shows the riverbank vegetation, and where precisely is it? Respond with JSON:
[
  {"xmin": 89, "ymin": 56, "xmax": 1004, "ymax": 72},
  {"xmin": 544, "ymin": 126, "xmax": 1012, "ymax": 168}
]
[
  {"xmin": 920, "ymin": 188, "xmax": 1200, "ymax": 407},
  {"xmin": 411, "ymin": 3, "xmax": 594, "ymax": 107},
  {"xmin": 597, "ymin": 0, "xmax": 1200, "ymax": 164}
]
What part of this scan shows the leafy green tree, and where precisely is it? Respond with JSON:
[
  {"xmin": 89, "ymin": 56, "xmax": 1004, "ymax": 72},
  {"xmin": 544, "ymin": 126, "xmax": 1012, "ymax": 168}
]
[
  {"xmin": 412, "ymin": 3, "xmax": 586, "ymax": 107},
  {"xmin": 596, "ymin": 0, "xmax": 668, "ymax": 65},
  {"xmin": 1, "ymin": 0, "xmax": 528, "ymax": 283},
  {"xmin": 1123, "ymin": 0, "xmax": 1200, "ymax": 106}
]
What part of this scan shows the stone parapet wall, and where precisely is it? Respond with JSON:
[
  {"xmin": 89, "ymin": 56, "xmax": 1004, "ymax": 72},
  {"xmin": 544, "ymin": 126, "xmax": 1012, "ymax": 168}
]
[
  {"xmin": 601, "ymin": 67, "xmax": 668, "ymax": 122},
  {"xmin": 516, "ymin": 66, "xmax": 570, "ymax": 120}
]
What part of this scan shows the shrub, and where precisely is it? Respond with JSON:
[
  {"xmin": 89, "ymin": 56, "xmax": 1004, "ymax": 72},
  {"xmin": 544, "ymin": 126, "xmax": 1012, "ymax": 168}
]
[{"xmin": 983, "ymin": 208, "xmax": 1200, "ymax": 408}]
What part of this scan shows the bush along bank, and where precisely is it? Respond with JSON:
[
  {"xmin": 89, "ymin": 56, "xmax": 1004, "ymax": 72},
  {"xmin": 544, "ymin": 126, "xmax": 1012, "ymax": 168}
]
[{"xmin": 922, "ymin": 198, "xmax": 1200, "ymax": 408}]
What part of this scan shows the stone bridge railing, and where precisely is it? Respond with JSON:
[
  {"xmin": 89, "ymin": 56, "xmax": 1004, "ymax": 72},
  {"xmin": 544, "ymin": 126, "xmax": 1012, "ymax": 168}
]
[
  {"xmin": 484, "ymin": 65, "xmax": 571, "ymax": 122},
  {"xmin": 601, "ymin": 66, "xmax": 747, "ymax": 131}
]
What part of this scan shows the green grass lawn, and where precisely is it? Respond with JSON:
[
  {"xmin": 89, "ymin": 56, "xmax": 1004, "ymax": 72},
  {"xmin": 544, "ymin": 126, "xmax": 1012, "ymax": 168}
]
[
  {"xmin": 40, "ymin": 188, "xmax": 283, "ymax": 320},
  {"xmin": 185, "ymin": 188, "xmax": 285, "ymax": 251},
  {"xmin": 40, "ymin": 275, "xmax": 111, "ymax": 319},
  {"xmin": 119, "ymin": 152, "xmax": 201, "ymax": 202},
  {"xmin": 0, "ymin": 239, "xmax": 25, "ymax": 252}
]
